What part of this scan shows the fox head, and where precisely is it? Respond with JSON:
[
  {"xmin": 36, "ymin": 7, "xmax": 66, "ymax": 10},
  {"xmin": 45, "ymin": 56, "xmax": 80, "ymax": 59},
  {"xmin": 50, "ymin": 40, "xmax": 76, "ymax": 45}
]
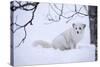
[{"xmin": 72, "ymin": 23, "xmax": 86, "ymax": 34}]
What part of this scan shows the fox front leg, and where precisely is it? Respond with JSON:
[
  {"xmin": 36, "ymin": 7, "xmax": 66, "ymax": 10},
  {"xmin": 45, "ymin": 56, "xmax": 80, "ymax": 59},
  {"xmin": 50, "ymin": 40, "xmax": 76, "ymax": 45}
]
[{"xmin": 70, "ymin": 42, "xmax": 76, "ymax": 49}]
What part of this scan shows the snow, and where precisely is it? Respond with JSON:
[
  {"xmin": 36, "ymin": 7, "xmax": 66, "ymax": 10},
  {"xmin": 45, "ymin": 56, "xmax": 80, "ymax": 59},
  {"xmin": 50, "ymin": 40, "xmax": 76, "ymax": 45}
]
[
  {"xmin": 13, "ymin": 2, "xmax": 96, "ymax": 66},
  {"xmin": 14, "ymin": 44, "xmax": 95, "ymax": 66}
]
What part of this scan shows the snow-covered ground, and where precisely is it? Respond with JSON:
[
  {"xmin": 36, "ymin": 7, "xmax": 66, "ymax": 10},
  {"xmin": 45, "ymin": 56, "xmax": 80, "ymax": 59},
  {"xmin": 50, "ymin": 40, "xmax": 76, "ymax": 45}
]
[
  {"xmin": 14, "ymin": 44, "xmax": 95, "ymax": 66},
  {"xmin": 13, "ymin": 2, "xmax": 96, "ymax": 66}
]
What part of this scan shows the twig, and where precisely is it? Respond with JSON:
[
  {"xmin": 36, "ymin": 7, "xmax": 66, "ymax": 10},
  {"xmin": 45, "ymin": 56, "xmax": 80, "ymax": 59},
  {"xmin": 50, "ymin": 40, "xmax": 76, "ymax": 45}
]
[
  {"xmin": 47, "ymin": 4, "xmax": 88, "ymax": 23},
  {"xmin": 47, "ymin": 4, "xmax": 64, "ymax": 22},
  {"xmin": 11, "ymin": 1, "xmax": 39, "ymax": 11},
  {"xmin": 75, "ymin": 4, "xmax": 77, "ymax": 12},
  {"xmin": 15, "ymin": 27, "xmax": 27, "ymax": 47},
  {"xmin": 10, "ymin": 1, "xmax": 39, "ymax": 48}
]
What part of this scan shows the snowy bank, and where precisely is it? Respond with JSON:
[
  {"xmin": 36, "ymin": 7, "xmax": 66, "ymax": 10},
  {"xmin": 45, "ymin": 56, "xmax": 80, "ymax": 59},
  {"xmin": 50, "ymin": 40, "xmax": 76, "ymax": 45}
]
[{"xmin": 14, "ymin": 44, "xmax": 95, "ymax": 66}]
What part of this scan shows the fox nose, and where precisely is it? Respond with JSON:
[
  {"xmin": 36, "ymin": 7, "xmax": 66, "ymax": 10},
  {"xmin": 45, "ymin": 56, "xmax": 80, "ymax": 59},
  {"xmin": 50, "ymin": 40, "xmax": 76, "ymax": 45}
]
[{"xmin": 77, "ymin": 31, "xmax": 79, "ymax": 34}]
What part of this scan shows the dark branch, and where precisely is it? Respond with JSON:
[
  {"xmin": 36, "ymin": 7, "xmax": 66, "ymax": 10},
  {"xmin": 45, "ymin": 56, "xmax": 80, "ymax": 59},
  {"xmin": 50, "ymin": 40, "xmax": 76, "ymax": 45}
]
[
  {"xmin": 47, "ymin": 4, "xmax": 88, "ymax": 23},
  {"xmin": 75, "ymin": 4, "xmax": 77, "ymax": 12},
  {"xmin": 53, "ymin": 3, "xmax": 61, "ymax": 11},
  {"xmin": 47, "ymin": 4, "xmax": 64, "ymax": 23},
  {"xmin": 77, "ymin": 12, "xmax": 88, "ymax": 16},
  {"xmin": 11, "ymin": 1, "xmax": 39, "ymax": 11},
  {"xmin": 10, "ymin": 1, "xmax": 39, "ymax": 48},
  {"xmin": 16, "ymin": 27, "xmax": 27, "ymax": 47}
]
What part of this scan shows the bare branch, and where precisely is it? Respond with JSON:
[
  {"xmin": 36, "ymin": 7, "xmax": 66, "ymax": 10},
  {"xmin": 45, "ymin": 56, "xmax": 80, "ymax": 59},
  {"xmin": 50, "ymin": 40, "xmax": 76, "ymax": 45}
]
[
  {"xmin": 77, "ymin": 12, "xmax": 88, "ymax": 16},
  {"xmin": 46, "ymin": 4, "xmax": 61, "ymax": 23},
  {"xmin": 83, "ymin": 5, "xmax": 88, "ymax": 11},
  {"xmin": 47, "ymin": 4, "xmax": 64, "ymax": 23},
  {"xmin": 11, "ymin": 1, "xmax": 39, "ymax": 11},
  {"xmin": 53, "ymin": 3, "xmax": 61, "ymax": 11},
  {"xmin": 78, "ymin": 6, "xmax": 83, "ymax": 12},
  {"xmin": 75, "ymin": 4, "xmax": 77, "ymax": 12},
  {"xmin": 16, "ymin": 27, "xmax": 27, "ymax": 48},
  {"xmin": 47, "ymin": 4, "xmax": 88, "ymax": 23},
  {"xmin": 49, "ymin": 4, "xmax": 60, "ymax": 16},
  {"xmin": 10, "ymin": 1, "xmax": 39, "ymax": 48}
]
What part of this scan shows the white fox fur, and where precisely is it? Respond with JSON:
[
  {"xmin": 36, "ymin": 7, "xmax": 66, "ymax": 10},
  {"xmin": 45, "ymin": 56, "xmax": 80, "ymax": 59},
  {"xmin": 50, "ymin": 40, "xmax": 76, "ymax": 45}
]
[{"xmin": 33, "ymin": 23, "xmax": 86, "ymax": 50}]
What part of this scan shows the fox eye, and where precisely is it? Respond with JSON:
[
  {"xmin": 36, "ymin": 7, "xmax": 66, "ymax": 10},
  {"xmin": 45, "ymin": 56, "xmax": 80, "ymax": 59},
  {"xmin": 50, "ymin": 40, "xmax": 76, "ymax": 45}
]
[
  {"xmin": 75, "ymin": 28, "xmax": 77, "ymax": 30},
  {"xmin": 79, "ymin": 27, "xmax": 81, "ymax": 30}
]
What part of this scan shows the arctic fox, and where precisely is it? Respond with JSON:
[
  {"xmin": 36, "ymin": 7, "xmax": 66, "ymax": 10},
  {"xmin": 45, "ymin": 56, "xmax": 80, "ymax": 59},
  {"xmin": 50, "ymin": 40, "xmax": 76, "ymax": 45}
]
[{"xmin": 33, "ymin": 23, "xmax": 86, "ymax": 50}]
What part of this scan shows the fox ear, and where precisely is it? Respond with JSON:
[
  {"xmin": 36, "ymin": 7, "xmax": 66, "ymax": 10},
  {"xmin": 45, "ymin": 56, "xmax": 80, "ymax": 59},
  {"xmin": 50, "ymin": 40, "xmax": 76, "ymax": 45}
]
[
  {"xmin": 72, "ymin": 23, "xmax": 75, "ymax": 28},
  {"xmin": 83, "ymin": 24, "xmax": 86, "ymax": 29}
]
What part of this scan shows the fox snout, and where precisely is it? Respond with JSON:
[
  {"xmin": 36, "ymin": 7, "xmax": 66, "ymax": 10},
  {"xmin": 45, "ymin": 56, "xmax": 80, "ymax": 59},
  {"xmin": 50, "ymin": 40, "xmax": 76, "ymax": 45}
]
[{"xmin": 77, "ymin": 31, "xmax": 79, "ymax": 34}]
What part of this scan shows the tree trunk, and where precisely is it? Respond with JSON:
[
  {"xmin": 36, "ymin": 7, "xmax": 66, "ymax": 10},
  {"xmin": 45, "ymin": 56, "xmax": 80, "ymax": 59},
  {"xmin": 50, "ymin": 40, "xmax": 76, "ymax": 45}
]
[{"xmin": 88, "ymin": 6, "xmax": 97, "ymax": 61}]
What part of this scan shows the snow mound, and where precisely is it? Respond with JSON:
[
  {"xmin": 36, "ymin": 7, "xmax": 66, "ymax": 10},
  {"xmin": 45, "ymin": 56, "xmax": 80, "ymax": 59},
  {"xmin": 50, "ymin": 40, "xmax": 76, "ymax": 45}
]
[{"xmin": 14, "ymin": 44, "xmax": 95, "ymax": 66}]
